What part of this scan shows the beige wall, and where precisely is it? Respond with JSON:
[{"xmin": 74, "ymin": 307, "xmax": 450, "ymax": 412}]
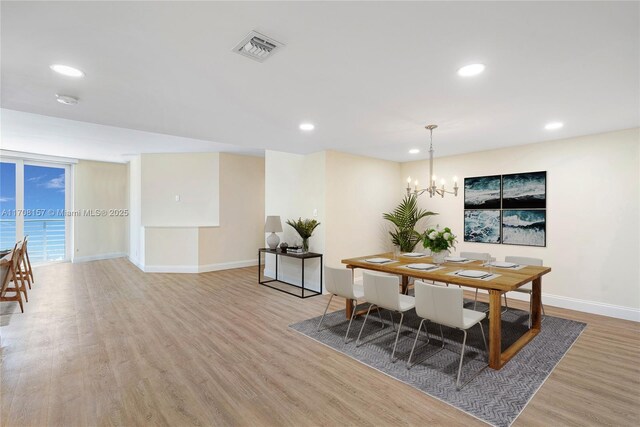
[
  {"xmin": 144, "ymin": 227, "xmax": 199, "ymax": 268},
  {"xmin": 199, "ymin": 153, "xmax": 265, "ymax": 266},
  {"xmin": 402, "ymin": 128, "xmax": 640, "ymax": 314},
  {"xmin": 324, "ymin": 150, "xmax": 402, "ymax": 269},
  {"xmin": 73, "ymin": 160, "xmax": 128, "ymax": 260},
  {"xmin": 141, "ymin": 152, "xmax": 219, "ymax": 227}
]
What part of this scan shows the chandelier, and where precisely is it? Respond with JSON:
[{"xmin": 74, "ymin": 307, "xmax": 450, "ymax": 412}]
[{"xmin": 406, "ymin": 124, "xmax": 459, "ymax": 198}]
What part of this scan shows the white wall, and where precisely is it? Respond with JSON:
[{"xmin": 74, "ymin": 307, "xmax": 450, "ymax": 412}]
[
  {"xmin": 130, "ymin": 152, "xmax": 264, "ymax": 273},
  {"xmin": 264, "ymin": 150, "xmax": 325, "ymax": 291},
  {"xmin": 73, "ymin": 160, "xmax": 128, "ymax": 261},
  {"xmin": 402, "ymin": 128, "xmax": 640, "ymax": 320},
  {"xmin": 141, "ymin": 152, "xmax": 219, "ymax": 227},
  {"xmin": 264, "ymin": 150, "xmax": 402, "ymax": 290},
  {"xmin": 128, "ymin": 156, "xmax": 143, "ymax": 268}
]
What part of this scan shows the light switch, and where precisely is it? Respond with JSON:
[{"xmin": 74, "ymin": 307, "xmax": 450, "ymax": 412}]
[
  {"xmin": 175, "ymin": 195, "xmax": 180, "ymax": 202},
  {"xmin": 313, "ymin": 208, "xmax": 318, "ymax": 217}
]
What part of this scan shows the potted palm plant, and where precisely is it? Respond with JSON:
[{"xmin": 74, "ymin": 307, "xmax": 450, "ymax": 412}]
[
  {"xmin": 383, "ymin": 194, "xmax": 437, "ymax": 252},
  {"xmin": 286, "ymin": 218, "xmax": 320, "ymax": 253}
]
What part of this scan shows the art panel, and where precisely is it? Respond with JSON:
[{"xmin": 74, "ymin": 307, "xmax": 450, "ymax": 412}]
[
  {"xmin": 464, "ymin": 210, "xmax": 501, "ymax": 243},
  {"xmin": 502, "ymin": 171, "xmax": 546, "ymax": 209},
  {"xmin": 502, "ymin": 209, "xmax": 546, "ymax": 247},
  {"xmin": 464, "ymin": 175, "xmax": 501, "ymax": 209}
]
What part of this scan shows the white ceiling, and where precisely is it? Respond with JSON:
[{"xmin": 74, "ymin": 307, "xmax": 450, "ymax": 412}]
[{"xmin": 1, "ymin": 1, "xmax": 638, "ymax": 163}]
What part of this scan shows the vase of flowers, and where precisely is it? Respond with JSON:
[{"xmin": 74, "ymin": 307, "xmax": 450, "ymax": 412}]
[
  {"xmin": 423, "ymin": 226, "xmax": 457, "ymax": 265},
  {"xmin": 286, "ymin": 218, "xmax": 320, "ymax": 253}
]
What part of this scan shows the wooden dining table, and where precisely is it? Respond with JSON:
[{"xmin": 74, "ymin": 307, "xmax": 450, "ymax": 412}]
[{"xmin": 341, "ymin": 253, "xmax": 551, "ymax": 370}]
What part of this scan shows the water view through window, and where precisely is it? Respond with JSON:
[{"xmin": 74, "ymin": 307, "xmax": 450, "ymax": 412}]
[{"xmin": 0, "ymin": 162, "xmax": 67, "ymax": 263}]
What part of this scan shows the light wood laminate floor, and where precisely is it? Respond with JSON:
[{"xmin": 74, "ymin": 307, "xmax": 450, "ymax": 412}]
[{"xmin": 1, "ymin": 258, "xmax": 639, "ymax": 426}]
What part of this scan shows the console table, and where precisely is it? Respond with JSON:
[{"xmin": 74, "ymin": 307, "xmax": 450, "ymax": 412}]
[{"xmin": 258, "ymin": 248, "xmax": 323, "ymax": 298}]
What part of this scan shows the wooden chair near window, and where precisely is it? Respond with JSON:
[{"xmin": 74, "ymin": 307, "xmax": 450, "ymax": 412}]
[
  {"xmin": 16, "ymin": 236, "xmax": 34, "ymax": 289},
  {"xmin": 0, "ymin": 244, "xmax": 25, "ymax": 313},
  {"xmin": 11, "ymin": 240, "xmax": 29, "ymax": 303}
]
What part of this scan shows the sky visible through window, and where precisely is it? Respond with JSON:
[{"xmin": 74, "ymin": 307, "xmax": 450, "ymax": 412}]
[
  {"xmin": 24, "ymin": 165, "xmax": 66, "ymax": 218},
  {"xmin": 1, "ymin": 163, "xmax": 66, "ymax": 260}
]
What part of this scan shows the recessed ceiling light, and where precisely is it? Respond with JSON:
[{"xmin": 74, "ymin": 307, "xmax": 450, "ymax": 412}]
[
  {"xmin": 299, "ymin": 123, "xmax": 315, "ymax": 131},
  {"xmin": 457, "ymin": 63, "xmax": 485, "ymax": 77},
  {"xmin": 409, "ymin": 148, "xmax": 420, "ymax": 154},
  {"xmin": 544, "ymin": 122, "xmax": 564, "ymax": 130},
  {"xmin": 50, "ymin": 64, "xmax": 85, "ymax": 77},
  {"xmin": 56, "ymin": 94, "xmax": 79, "ymax": 105}
]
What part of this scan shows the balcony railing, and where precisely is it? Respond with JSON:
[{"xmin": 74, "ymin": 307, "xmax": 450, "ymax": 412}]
[{"xmin": 0, "ymin": 219, "xmax": 66, "ymax": 264}]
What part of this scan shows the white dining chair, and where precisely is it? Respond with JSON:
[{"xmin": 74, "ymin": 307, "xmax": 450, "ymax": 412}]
[
  {"xmin": 318, "ymin": 266, "xmax": 382, "ymax": 343},
  {"xmin": 505, "ymin": 256, "xmax": 545, "ymax": 328},
  {"xmin": 457, "ymin": 252, "xmax": 506, "ymax": 311},
  {"xmin": 356, "ymin": 271, "xmax": 415, "ymax": 362},
  {"xmin": 407, "ymin": 280, "xmax": 488, "ymax": 390}
]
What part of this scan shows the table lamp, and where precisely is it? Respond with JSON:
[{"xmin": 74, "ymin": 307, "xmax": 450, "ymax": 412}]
[{"xmin": 265, "ymin": 216, "xmax": 283, "ymax": 249}]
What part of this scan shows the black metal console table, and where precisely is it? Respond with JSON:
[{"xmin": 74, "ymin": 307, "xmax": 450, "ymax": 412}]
[{"xmin": 258, "ymin": 248, "xmax": 323, "ymax": 298}]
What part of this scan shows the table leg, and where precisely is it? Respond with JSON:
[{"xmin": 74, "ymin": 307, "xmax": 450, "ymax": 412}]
[
  {"xmin": 530, "ymin": 277, "xmax": 542, "ymax": 330},
  {"xmin": 346, "ymin": 298, "xmax": 354, "ymax": 320},
  {"xmin": 401, "ymin": 275, "xmax": 409, "ymax": 294},
  {"xmin": 488, "ymin": 290, "xmax": 502, "ymax": 369}
]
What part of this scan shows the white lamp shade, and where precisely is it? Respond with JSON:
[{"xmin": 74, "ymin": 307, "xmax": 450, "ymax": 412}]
[{"xmin": 265, "ymin": 216, "xmax": 283, "ymax": 233}]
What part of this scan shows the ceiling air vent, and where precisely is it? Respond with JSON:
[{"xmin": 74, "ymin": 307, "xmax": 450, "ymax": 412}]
[{"xmin": 233, "ymin": 31, "xmax": 283, "ymax": 63}]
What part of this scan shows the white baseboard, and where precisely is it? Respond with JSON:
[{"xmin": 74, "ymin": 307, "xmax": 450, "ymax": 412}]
[
  {"xmin": 473, "ymin": 288, "xmax": 640, "ymax": 322},
  {"xmin": 199, "ymin": 259, "xmax": 258, "ymax": 273},
  {"xmin": 143, "ymin": 259, "xmax": 258, "ymax": 274},
  {"xmin": 143, "ymin": 264, "xmax": 199, "ymax": 273},
  {"xmin": 73, "ymin": 252, "xmax": 127, "ymax": 263},
  {"xmin": 128, "ymin": 256, "xmax": 145, "ymax": 272}
]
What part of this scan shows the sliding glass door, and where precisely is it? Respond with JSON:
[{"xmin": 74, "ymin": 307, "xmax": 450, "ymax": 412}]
[
  {"xmin": 24, "ymin": 164, "xmax": 67, "ymax": 263},
  {"xmin": 0, "ymin": 162, "xmax": 17, "ymax": 250},
  {"xmin": 0, "ymin": 159, "xmax": 70, "ymax": 263}
]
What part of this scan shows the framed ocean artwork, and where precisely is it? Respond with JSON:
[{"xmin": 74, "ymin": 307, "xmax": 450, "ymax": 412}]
[
  {"xmin": 502, "ymin": 171, "xmax": 546, "ymax": 209},
  {"xmin": 502, "ymin": 209, "xmax": 546, "ymax": 247},
  {"xmin": 464, "ymin": 210, "xmax": 501, "ymax": 243},
  {"xmin": 464, "ymin": 175, "xmax": 501, "ymax": 209}
]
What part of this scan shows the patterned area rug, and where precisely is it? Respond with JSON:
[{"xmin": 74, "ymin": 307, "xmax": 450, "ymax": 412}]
[{"xmin": 289, "ymin": 300, "xmax": 586, "ymax": 427}]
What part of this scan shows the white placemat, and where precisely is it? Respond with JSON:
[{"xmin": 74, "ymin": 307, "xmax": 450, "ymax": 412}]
[
  {"xmin": 444, "ymin": 258, "xmax": 475, "ymax": 264},
  {"xmin": 402, "ymin": 252, "xmax": 427, "ymax": 258},
  {"xmin": 483, "ymin": 262, "xmax": 526, "ymax": 270},
  {"xmin": 364, "ymin": 258, "xmax": 396, "ymax": 264},
  {"xmin": 447, "ymin": 270, "xmax": 500, "ymax": 281},
  {"xmin": 403, "ymin": 264, "xmax": 445, "ymax": 272}
]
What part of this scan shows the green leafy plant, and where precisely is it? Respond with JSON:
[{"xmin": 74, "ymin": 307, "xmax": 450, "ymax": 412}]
[
  {"xmin": 286, "ymin": 218, "xmax": 320, "ymax": 238},
  {"xmin": 286, "ymin": 217, "xmax": 320, "ymax": 252},
  {"xmin": 383, "ymin": 194, "xmax": 437, "ymax": 252},
  {"xmin": 422, "ymin": 226, "xmax": 457, "ymax": 253}
]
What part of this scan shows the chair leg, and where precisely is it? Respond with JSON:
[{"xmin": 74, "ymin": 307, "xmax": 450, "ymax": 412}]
[
  {"xmin": 16, "ymin": 290, "xmax": 23, "ymax": 313},
  {"xmin": 473, "ymin": 289, "xmax": 479, "ymax": 310},
  {"xmin": 388, "ymin": 311, "xmax": 395, "ymax": 331},
  {"xmin": 356, "ymin": 304, "xmax": 373, "ymax": 347},
  {"xmin": 376, "ymin": 307, "xmax": 384, "ymax": 328},
  {"xmin": 478, "ymin": 322, "xmax": 488, "ymax": 357},
  {"xmin": 344, "ymin": 299, "xmax": 358, "ymax": 343},
  {"xmin": 316, "ymin": 294, "xmax": 334, "ymax": 330},
  {"xmin": 455, "ymin": 330, "xmax": 468, "ymax": 390},
  {"xmin": 390, "ymin": 312, "xmax": 405, "ymax": 362},
  {"xmin": 407, "ymin": 318, "xmax": 428, "ymax": 369}
]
